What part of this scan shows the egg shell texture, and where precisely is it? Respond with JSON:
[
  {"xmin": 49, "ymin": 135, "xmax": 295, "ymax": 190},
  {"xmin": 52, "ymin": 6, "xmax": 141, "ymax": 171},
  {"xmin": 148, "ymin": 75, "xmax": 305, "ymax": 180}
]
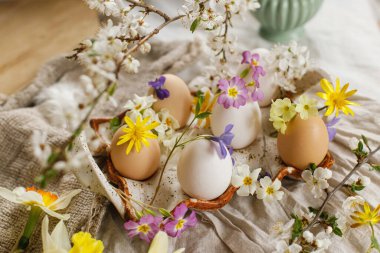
[
  {"xmin": 152, "ymin": 74, "xmax": 193, "ymax": 128},
  {"xmin": 110, "ymin": 126, "xmax": 160, "ymax": 181},
  {"xmin": 177, "ymin": 139, "xmax": 233, "ymax": 200},
  {"xmin": 277, "ymin": 115, "xmax": 329, "ymax": 170}
]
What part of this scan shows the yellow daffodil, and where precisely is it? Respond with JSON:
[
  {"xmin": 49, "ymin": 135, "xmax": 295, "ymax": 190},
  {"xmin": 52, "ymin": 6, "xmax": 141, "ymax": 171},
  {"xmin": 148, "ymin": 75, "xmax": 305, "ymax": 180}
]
[
  {"xmin": 42, "ymin": 216, "xmax": 104, "ymax": 253},
  {"xmin": 295, "ymin": 95, "xmax": 318, "ymax": 120},
  {"xmin": 0, "ymin": 186, "xmax": 81, "ymax": 220},
  {"xmin": 70, "ymin": 232, "xmax": 104, "ymax": 253},
  {"xmin": 351, "ymin": 202, "xmax": 380, "ymax": 228},
  {"xmin": 148, "ymin": 231, "xmax": 185, "ymax": 253},
  {"xmin": 117, "ymin": 115, "xmax": 160, "ymax": 155},
  {"xmin": 317, "ymin": 78, "xmax": 359, "ymax": 116}
]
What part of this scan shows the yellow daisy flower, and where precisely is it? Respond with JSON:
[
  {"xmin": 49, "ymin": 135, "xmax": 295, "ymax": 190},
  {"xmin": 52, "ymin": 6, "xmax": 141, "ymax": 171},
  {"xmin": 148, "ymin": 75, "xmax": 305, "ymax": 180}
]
[
  {"xmin": 351, "ymin": 202, "xmax": 380, "ymax": 228},
  {"xmin": 317, "ymin": 78, "xmax": 359, "ymax": 116},
  {"xmin": 117, "ymin": 115, "xmax": 160, "ymax": 155}
]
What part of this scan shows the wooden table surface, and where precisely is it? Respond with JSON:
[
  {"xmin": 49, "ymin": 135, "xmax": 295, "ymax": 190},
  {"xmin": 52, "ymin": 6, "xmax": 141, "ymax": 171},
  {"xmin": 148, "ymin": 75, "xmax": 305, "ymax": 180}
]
[{"xmin": 0, "ymin": 0, "xmax": 99, "ymax": 95}]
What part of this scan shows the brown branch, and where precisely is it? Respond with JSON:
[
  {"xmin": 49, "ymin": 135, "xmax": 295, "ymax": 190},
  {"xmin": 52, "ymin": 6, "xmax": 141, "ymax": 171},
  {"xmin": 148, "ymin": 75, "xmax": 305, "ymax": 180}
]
[
  {"xmin": 303, "ymin": 145, "xmax": 380, "ymax": 232},
  {"xmin": 125, "ymin": 0, "xmax": 171, "ymax": 21}
]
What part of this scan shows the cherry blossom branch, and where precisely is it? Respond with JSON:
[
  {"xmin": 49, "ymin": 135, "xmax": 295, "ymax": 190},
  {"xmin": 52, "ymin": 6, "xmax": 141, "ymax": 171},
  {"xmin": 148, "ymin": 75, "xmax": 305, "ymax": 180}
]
[
  {"xmin": 125, "ymin": 0, "xmax": 171, "ymax": 21},
  {"xmin": 303, "ymin": 145, "xmax": 380, "ymax": 232}
]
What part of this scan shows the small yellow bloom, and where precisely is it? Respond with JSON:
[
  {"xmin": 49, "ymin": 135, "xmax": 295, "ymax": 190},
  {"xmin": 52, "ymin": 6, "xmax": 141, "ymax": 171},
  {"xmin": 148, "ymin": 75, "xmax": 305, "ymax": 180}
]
[
  {"xmin": 317, "ymin": 78, "xmax": 359, "ymax": 116},
  {"xmin": 295, "ymin": 95, "xmax": 318, "ymax": 120},
  {"xmin": 270, "ymin": 98, "xmax": 296, "ymax": 122},
  {"xmin": 192, "ymin": 90, "xmax": 216, "ymax": 128},
  {"xmin": 117, "ymin": 115, "xmax": 160, "ymax": 155},
  {"xmin": 69, "ymin": 232, "xmax": 104, "ymax": 253},
  {"xmin": 351, "ymin": 202, "xmax": 380, "ymax": 228}
]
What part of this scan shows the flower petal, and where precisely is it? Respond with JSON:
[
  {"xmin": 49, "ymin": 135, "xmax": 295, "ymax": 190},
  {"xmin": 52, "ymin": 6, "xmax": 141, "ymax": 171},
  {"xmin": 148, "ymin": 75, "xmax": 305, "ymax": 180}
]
[
  {"xmin": 48, "ymin": 189, "xmax": 81, "ymax": 211},
  {"xmin": 40, "ymin": 206, "xmax": 70, "ymax": 220}
]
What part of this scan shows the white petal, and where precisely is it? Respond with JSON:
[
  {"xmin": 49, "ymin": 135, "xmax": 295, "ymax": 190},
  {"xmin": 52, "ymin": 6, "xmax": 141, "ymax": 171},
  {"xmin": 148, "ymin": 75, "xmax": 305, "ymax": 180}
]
[
  {"xmin": 173, "ymin": 249, "xmax": 185, "ymax": 253},
  {"xmin": 41, "ymin": 216, "xmax": 53, "ymax": 253},
  {"xmin": 231, "ymin": 175, "xmax": 244, "ymax": 187},
  {"xmin": 250, "ymin": 168, "xmax": 262, "ymax": 181},
  {"xmin": 40, "ymin": 206, "xmax": 70, "ymax": 220},
  {"xmin": 237, "ymin": 186, "xmax": 250, "ymax": 196},
  {"xmin": 148, "ymin": 231, "xmax": 168, "ymax": 253},
  {"xmin": 274, "ymin": 191, "xmax": 284, "ymax": 200},
  {"xmin": 238, "ymin": 164, "xmax": 250, "ymax": 177},
  {"xmin": 20, "ymin": 191, "xmax": 44, "ymax": 205},
  {"xmin": 249, "ymin": 184, "xmax": 257, "ymax": 195},
  {"xmin": 48, "ymin": 189, "xmax": 81, "ymax": 211},
  {"xmin": 51, "ymin": 220, "xmax": 71, "ymax": 250},
  {"xmin": 301, "ymin": 170, "xmax": 313, "ymax": 182},
  {"xmin": 259, "ymin": 177, "xmax": 272, "ymax": 188},
  {"xmin": 0, "ymin": 187, "xmax": 21, "ymax": 204},
  {"xmin": 256, "ymin": 188, "xmax": 265, "ymax": 199},
  {"xmin": 272, "ymin": 179, "xmax": 282, "ymax": 190}
]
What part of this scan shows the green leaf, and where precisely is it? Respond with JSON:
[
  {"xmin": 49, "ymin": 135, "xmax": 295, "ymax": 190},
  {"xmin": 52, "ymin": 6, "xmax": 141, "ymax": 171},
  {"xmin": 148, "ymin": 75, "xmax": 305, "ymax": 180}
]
[
  {"xmin": 135, "ymin": 210, "xmax": 143, "ymax": 219},
  {"xmin": 290, "ymin": 214, "xmax": 303, "ymax": 241},
  {"xmin": 371, "ymin": 235, "xmax": 380, "ymax": 252},
  {"xmin": 371, "ymin": 165, "xmax": 380, "ymax": 172},
  {"xmin": 107, "ymin": 82, "xmax": 117, "ymax": 96},
  {"xmin": 358, "ymin": 141, "xmax": 364, "ymax": 152},
  {"xmin": 190, "ymin": 17, "xmax": 201, "ymax": 33},
  {"xmin": 159, "ymin": 208, "xmax": 172, "ymax": 218},
  {"xmin": 143, "ymin": 208, "xmax": 156, "ymax": 216},
  {"xmin": 240, "ymin": 67, "xmax": 250, "ymax": 78},
  {"xmin": 332, "ymin": 226, "xmax": 343, "ymax": 237},
  {"xmin": 309, "ymin": 163, "xmax": 317, "ymax": 173},
  {"xmin": 196, "ymin": 111, "xmax": 212, "ymax": 119},
  {"xmin": 351, "ymin": 183, "xmax": 365, "ymax": 192},
  {"xmin": 47, "ymin": 152, "xmax": 59, "ymax": 164},
  {"xmin": 361, "ymin": 135, "xmax": 369, "ymax": 146},
  {"xmin": 110, "ymin": 117, "xmax": 122, "ymax": 133}
]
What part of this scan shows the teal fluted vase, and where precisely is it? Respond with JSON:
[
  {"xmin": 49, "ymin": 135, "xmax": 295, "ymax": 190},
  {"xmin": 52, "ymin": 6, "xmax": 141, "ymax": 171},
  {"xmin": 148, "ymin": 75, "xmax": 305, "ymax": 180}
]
[{"xmin": 252, "ymin": 0, "xmax": 323, "ymax": 42}]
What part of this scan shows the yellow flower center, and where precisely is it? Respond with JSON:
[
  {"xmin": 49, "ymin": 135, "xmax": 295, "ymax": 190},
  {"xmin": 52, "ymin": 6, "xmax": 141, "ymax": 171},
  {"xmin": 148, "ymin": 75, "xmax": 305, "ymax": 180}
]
[
  {"xmin": 243, "ymin": 177, "xmax": 253, "ymax": 186},
  {"xmin": 165, "ymin": 117, "xmax": 172, "ymax": 126},
  {"xmin": 137, "ymin": 224, "xmax": 151, "ymax": 234},
  {"xmin": 134, "ymin": 104, "xmax": 142, "ymax": 110},
  {"xmin": 228, "ymin": 87, "xmax": 238, "ymax": 98},
  {"xmin": 176, "ymin": 219, "xmax": 185, "ymax": 230},
  {"xmin": 251, "ymin": 60, "xmax": 258, "ymax": 66},
  {"xmin": 304, "ymin": 104, "xmax": 310, "ymax": 110},
  {"xmin": 26, "ymin": 187, "xmax": 58, "ymax": 206},
  {"xmin": 266, "ymin": 187, "xmax": 274, "ymax": 195}
]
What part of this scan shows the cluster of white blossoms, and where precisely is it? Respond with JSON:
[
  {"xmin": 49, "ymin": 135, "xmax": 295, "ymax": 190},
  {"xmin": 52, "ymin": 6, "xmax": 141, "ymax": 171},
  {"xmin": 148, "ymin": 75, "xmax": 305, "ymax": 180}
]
[
  {"xmin": 231, "ymin": 164, "xmax": 284, "ymax": 202},
  {"xmin": 301, "ymin": 167, "xmax": 332, "ymax": 199},
  {"xmin": 123, "ymin": 95, "xmax": 180, "ymax": 147},
  {"xmin": 271, "ymin": 209, "xmax": 334, "ymax": 253},
  {"xmin": 266, "ymin": 41, "xmax": 310, "ymax": 93}
]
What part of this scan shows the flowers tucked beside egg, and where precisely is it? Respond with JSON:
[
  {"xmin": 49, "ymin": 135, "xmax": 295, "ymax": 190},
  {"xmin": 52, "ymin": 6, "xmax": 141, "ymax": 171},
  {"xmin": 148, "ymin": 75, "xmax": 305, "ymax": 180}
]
[
  {"xmin": 211, "ymin": 101, "xmax": 261, "ymax": 149},
  {"xmin": 149, "ymin": 74, "xmax": 193, "ymax": 129},
  {"xmin": 239, "ymin": 48, "xmax": 280, "ymax": 107},
  {"xmin": 110, "ymin": 115, "xmax": 161, "ymax": 180},
  {"xmin": 177, "ymin": 139, "xmax": 233, "ymax": 200}
]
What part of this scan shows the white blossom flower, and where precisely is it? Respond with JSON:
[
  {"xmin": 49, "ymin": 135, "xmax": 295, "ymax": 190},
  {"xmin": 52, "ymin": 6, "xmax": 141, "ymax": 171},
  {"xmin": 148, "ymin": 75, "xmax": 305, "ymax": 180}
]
[
  {"xmin": 0, "ymin": 187, "xmax": 81, "ymax": 220},
  {"xmin": 301, "ymin": 167, "xmax": 332, "ymax": 199},
  {"xmin": 273, "ymin": 240, "xmax": 302, "ymax": 253},
  {"xmin": 270, "ymin": 219, "xmax": 295, "ymax": 241},
  {"xmin": 257, "ymin": 177, "xmax": 284, "ymax": 202},
  {"xmin": 303, "ymin": 230, "xmax": 314, "ymax": 243},
  {"xmin": 31, "ymin": 130, "xmax": 52, "ymax": 166},
  {"xmin": 348, "ymin": 137, "xmax": 369, "ymax": 152},
  {"xmin": 314, "ymin": 230, "xmax": 332, "ymax": 251},
  {"xmin": 124, "ymin": 95, "xmax": 156, "ymax": 114},
  {"xmin": 86, "ymin": 0, "xmax": 119, "ymax": 16},
  {"xmin": 53, "ymin": 150, "xmax": 88, "ymax": 172},
  {"xmin": 158, "ymin": 109, "xmax": 180, "ymax": 130},
  {"xmin": 123, "ymin": 55, "xmax": 140, "ymax": 74},
  {"xmin": 342, "ymin": 196, "xmax": 365, "ymax": 214},
  {"xmin": 335, "ymin": 212, "xmax": 349, "ymax": 233},
  {"xmin": 358, "ymin": 175, "xmax": 371, "ymax": 186},
  {"xmin": 139, "ymin": 42, "xmax": 151, "ymax": 54},
  {"xmin": 295, "ymin": 95, "xmax": 318, "ymax": 120},
  {"xmin": 294, "ymin": 208, "xmax": 315, "ymax": 222},
  {"xmin": 231, "ymin": 165, "xmax": 261, "ymax": 196}
]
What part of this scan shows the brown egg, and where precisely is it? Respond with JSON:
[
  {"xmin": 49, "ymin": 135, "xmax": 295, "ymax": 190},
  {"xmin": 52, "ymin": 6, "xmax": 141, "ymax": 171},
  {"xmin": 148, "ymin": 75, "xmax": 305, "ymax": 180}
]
[
  {"xmin": 150, "ymin": 74, "xmax": 192, "ymax": 128},
  {"xmin": 110, "ymin": 126, "xmax": 160, "ymax": 180},
  {"xmin": 277, "ymin": 115, "xmax": 329, "ymax": 170}
]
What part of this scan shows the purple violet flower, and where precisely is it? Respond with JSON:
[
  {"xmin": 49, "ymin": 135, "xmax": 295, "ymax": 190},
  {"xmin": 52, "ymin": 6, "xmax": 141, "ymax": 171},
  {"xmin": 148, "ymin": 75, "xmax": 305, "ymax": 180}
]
[
  {"xmin": 325, "ymin": 117, "xmax": 340, "ymax": 141},
  {"xmin": 163, "ymin": 203, "xmax": 197, "ymax": 237},
  {"xmin": 241, "ymin": 50, "xmax": 266, "ymax": 87},
  {"xmin": 210, "ymin": 124, "xmax": 234, "ymax": 159},
  {"xmin": 124, "ymin": 215, "xmax": 162, "ymax": 242},
  {"xmin": 217, "ymin": 77, "xmax": 248, "ymax": 109},
  {"xmin": 149, "ymin": 76, "xmax": 170, "ymax": 100}
]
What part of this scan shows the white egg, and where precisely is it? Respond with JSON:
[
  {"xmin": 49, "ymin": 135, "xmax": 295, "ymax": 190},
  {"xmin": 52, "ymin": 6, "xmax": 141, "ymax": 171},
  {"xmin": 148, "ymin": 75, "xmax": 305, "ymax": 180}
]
[
  {"xmin": 210, "ymin": 102, "xmax": 262, "ymax": 149},
  {"xmin": 177, "ymin": 139, "xmax": 233, "ymax": 200},
  {"xmin": 238, "ymin": 48, "xmax": 280, "ymax": 107}
]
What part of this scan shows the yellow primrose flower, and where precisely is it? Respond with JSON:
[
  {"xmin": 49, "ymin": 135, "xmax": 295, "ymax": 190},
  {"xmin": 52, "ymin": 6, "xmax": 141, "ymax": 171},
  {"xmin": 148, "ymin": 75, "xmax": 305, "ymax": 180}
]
[
  {"xmin": 148, "ymin": 231, "xmax": 185, "ymax": 253},
  {"xmin": 295, "ymin": 95, "xmax": 318, "ymax": 120},
  {"xmin": 117, "ymin": 115, "xmax": 160, "ymax": 155},
  {"xmin": 270, "ymin": 116, "xmax": 287, "ymax": 135},
  {"xmin": 42, "ymin": 216, "xmax": 104, "ymax": 253},
  {"xmin": 351, "ymin": 202, "xmax": 380, "ymax": 228},
  {"xmin": 270, "ymin": 98, "xmax": 296, "ymax": 122},
  {"xmin": 70, "ymin": 232, "xmax": 104, "ymax": 253},
  {"xmin": 0, "ymin": 186, "xmax": 81, "ymax": 220},
  {"xmin": 317, "ymin": 78, "xmax": 359, "ymax": 116}
]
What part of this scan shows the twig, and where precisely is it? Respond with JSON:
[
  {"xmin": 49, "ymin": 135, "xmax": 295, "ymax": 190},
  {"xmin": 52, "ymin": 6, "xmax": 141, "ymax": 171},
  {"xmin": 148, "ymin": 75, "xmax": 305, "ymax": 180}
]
[
  {"xmin": 303, "ymin": 145, "xmax": 380, "ymax": 232},
  {"xmin": 125, "ymin": 0, "xmax": 171, "ymax": 21}
]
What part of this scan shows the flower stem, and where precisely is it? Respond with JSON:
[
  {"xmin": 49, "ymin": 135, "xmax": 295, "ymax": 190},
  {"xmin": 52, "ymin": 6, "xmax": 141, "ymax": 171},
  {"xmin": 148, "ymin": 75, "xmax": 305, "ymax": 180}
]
[
  {"xmin": 302, "ymin": 145, "xmax": 380, "ymax": 232},
  {"xmin": 14, "ymin": 206, "xmax": 42, "ymax": 252},
  {"xmin": 149, "ymin": 116, "xmax": 198, "ymax": 205},
  {"xmin": 318, "ymin": 105, "xmax": 328, "ymax": 112}
]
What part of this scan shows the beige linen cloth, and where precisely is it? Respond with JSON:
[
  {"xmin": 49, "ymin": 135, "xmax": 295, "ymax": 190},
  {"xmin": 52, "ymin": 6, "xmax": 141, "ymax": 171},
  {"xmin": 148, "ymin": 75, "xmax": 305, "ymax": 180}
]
[{"xmin": 1, "ymin": 38, "xmax": 380, "ymax": 253}]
